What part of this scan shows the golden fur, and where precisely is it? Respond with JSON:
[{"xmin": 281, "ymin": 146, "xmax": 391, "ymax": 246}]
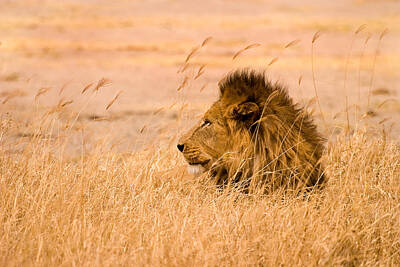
[{"xmin": 178, "ymin": 70, "xmax": 325, "ymax": 192}]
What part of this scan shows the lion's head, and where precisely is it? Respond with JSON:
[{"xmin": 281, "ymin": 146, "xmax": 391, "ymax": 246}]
[{"xmin": 178, "ymin": 70, "xmax": 325, "ymax": 192}]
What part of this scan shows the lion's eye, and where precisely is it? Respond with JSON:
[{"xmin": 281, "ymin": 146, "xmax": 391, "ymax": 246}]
[{"xmin": 201, "ymin": 119, "xmax": 212, "ymax": 127}]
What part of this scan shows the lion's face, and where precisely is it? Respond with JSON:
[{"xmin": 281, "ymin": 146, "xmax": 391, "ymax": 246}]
[
  {"xmin": 177, "ymin": 102, "xmax": 231, "ymax": 174},
  {"xmin": 178, "ymin": 97, "xmax": 260, "ymax": 176}
]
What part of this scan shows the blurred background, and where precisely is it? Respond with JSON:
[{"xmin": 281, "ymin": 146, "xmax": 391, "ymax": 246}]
[{"xmin": 1, "ymin": 0, "xmax": 399, "ymax": 154}]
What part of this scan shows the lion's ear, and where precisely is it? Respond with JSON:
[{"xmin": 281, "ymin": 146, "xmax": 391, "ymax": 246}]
[{"xmin": 225, "ymin": 102, "xmax": 259, "ymax": 123}]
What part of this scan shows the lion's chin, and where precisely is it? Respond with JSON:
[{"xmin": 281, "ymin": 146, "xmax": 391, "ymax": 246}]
[{"xmin": 187, "ymin": 164, "xmax": 206, "ymax": 175}]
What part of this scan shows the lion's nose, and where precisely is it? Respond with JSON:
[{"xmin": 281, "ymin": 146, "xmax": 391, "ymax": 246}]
[{"xmin": 177, "ymin": 144, "xmax": 184, "ymax": 152}]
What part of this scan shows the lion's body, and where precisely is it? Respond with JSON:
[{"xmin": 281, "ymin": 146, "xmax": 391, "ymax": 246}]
[{"xmin": 178, "ymin": 70, "xmax": 325, "ymax": 192}]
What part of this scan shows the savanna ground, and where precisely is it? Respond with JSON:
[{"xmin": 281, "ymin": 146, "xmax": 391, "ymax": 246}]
[{"xmin": 1, "ymin": 0, "xmax": 400, "ymax": 266}]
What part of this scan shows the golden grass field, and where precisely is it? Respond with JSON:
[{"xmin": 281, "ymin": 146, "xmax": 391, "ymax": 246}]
[{"xmin": 1, "ymin": 0, "xmax": 400, "ymax": 266}]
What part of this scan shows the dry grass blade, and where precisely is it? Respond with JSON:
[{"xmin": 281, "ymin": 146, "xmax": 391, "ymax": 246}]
[
  {"xmin": 312, "ymin": 31, "xmax": 322, "ymax": 44},
  {"xmin": 368, "ymin": 29, "xmax": 388, "ymax": 109},
  {"xmin": 81, "ymin": 83, "xmax": 93, "ymax": 94},
  {"xmin": 2, "ymin": 96, "xmax": 12, "ymax": 104},
  {"xmin": 379, "ymin": 117, "xmax": 390, "ymax": 124},
  {"xmin": 355, "ymin": 24, "xmax": 367, "ymax": 34},
  {"xmin": 244, "ymin": 43, "xmax": 261, "ymax": 50},
  {"xmin": 298, "ymin": 75, "xmax": 303, "ymax": 86},
  {"xmin": 201, "ymin": 36, "xmax": 213, "ymax": 47},
  {"xmin": 333, "ymin": 110, "xmax": 344, "ymax": 120},
  {"xmin": 200, "ymin": 83, "xmax": 208, "ymax": 92},
  {"xmin": 47, "ymin": 98, "xmax": 72, "ymax": 114},
  {"xmin": 194, "ymin": 65, "xmax": 206, "ymax": 80},
  {"xmin": 0, "ymin": 90, "xmax": 26, "ymax": 98},
  {"xmin": 379, "ymin": 28, "xmax": 388, "ymax": 40},
  {"xmin": 267, "ymin": 57, "xmax": 279, "ymax": 66},
  {"xmin": 232, "ymin": 43, "xmax": 261, "ymax": 60},
  {"xmin": 311, "ymin": 32, "xmax": 326, "ymax": 130},
  {"xmin": 59, "ymin": 82, "xmax": 70, "ymax": 96},
  {"xmin": 361, "ymin": 110, "xmax": 377, "ymax": 119},
  {"xmin": 179, "ymin": 103, "xmax": 188, "ymax": 112},
  {"xmin": 372, "ymin": 87, "xmax": 391, "ymax": 96},
  {"xmin": 177, "ymin": 76, "xmax": 189, "ymax": 91},
  {"xmin": 106, "ymin": 91, "xmax": 123, "ymax": 110},
  {"xmin": 93, "ymin": 116, "xmax": 110, "ymax": 121},
  {"xmin": 35, "ymin": 87, "xmax": 51, "ymax": 100},
  {"xmin": 378, "ymin": 98, "xmax": 398, "ymax": 108},
  {"xmin": 1, "ymin": 90, "xmax": 26, "ymax": 104},
  {"xmin": 94, "ymin": 78, "xmax": 112, "ymax": 91},
  {"xmin": 365, "ymin": 33, "xmax": 372, "ymax": 45},
  {"xmin": 305, "ymin": 97, "xmax": 316, "ymax": 109},
  {"xmin": 185, "ymin": 46, "xmax": 200, "ymax": 63},
  {"xmin": 60, "ymin": 100, "xmax": 73, "ymax": 107},
  {"xmin": 335, "ymin": 104, "xmax": 353, "ymax": 122},
  {"xmin": 178, "ymin": 63, "xmax": 190, "ymax": 73},
  {"xmin": 284, "ymin": 39, "xmax": 300, "ymax": 49},
  {"xmin": 153, "ymin": 107, "xmax": 164, "ymax": 115}
]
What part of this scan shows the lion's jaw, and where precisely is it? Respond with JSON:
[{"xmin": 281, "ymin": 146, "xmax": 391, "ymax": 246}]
[
  {"xmin": 179, "ymin": 143, "xmax": 216, "ymax": 174},
  {"xmin": 186, "ymin": 164, "xmax": 206, "ymax": 175}
]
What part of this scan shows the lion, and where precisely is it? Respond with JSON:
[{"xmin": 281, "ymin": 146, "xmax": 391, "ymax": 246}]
[{"xmin": 177, "ymin": 69, "xmax": 325, "ymax": 192}]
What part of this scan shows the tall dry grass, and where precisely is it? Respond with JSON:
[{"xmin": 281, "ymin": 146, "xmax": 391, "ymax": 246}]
[{"xmin": 0, "ymin": 99, "xmax": 399, "ymax": 266}]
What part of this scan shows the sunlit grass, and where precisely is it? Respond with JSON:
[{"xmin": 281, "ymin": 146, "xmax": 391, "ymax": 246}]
[{"xmin": 0, "ymin": 107, "xmax": 399, "ymax": 266}]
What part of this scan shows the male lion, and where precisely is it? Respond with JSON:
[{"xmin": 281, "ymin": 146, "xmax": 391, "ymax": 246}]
[{"xmin": 177, "ymin": 70, "xmax": 325, "ymax": 192}]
